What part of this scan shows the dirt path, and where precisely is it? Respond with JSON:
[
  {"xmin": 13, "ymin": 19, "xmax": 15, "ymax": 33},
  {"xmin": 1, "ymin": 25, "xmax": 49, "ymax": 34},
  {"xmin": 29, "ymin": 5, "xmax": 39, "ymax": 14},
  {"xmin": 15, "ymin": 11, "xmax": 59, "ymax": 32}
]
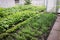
[{"xmin": 47, "ymin": 14, "xmax": 60, "ymax": 40}]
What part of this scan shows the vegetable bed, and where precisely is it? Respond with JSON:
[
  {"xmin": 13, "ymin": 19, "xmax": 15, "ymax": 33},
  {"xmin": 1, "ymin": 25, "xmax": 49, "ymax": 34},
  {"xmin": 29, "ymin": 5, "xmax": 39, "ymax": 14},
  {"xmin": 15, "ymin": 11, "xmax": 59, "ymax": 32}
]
[
  {"xmin": 0, "ymin": 5, "xmax": 56, "ymax": 40},
  {"xmin": 0, "ymin": 5, "xmax": 45, "ymax": 17}
]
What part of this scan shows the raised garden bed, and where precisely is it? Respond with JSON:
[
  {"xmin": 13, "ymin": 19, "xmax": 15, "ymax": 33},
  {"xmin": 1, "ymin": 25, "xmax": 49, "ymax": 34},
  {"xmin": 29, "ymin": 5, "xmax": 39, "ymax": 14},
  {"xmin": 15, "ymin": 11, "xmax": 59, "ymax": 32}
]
[{"xmin": 0, "ymin": 5, "xmax": 56, "ymax": 40}]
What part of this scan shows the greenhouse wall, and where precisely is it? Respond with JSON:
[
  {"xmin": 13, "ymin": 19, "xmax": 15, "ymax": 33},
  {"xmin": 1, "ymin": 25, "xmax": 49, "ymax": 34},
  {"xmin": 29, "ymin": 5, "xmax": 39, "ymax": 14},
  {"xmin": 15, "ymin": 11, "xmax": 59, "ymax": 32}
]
[
  {"xmin": 31, "ymin": 0, "xmax": 45, "ymax": 6},
  {"xmin": 0, "ymin": 0, "xmax": 58, "ymax": 13},
  {"xmin": 46, "ymin": 0, "xmax": 56, "ymax": 12},
  {"xmin": 57, "ymin": 0, "xmax": 60, "ymax": 13},
  {"xmin": 19, "ymin": 0, "xmax": 45, "ymax": 6},
  {"xmin": 0, "ymin": 0, "xmax": 15, "ymax": 8},
  {"xmin": 19, "ymin": 0, "xmax": 25, "ymax": 5}
]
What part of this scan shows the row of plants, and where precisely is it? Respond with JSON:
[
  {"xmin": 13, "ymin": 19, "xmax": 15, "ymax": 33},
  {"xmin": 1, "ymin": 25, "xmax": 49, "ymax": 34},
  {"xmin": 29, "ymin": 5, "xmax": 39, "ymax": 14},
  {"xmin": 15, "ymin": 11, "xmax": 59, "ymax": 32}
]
[
  {"xmin": 0, "ymin": 5, "xmax": 56, "ymax": 40},
  {"xmin": 0, "ymin": 10, "xmax": 38, "ymax": 33},
  {"xmin": 0, "ymin": 5, "xmax": 45, "ymax": 17},
  {"xmin": 0, "ymin": 13, "xmax": 56, "ymax": 40}
]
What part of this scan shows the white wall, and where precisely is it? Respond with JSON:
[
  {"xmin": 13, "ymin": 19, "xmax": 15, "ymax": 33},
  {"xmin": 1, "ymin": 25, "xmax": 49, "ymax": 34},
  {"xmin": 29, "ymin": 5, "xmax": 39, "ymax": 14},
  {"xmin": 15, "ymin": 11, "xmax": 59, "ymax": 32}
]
[
  {"xmin": 0, "ymin": 0, "xmax": 15, "ymax": 8},
  {"xmin": 47, "ymin": 0, "xmax": 56, "ymax": 12}
]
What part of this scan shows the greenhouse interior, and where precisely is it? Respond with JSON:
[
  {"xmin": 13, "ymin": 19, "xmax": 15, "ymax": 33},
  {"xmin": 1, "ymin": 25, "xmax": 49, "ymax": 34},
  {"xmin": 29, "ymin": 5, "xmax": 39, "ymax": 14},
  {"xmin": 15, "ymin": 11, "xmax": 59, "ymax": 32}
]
[{"xmin": 0, "ymin": 0, "xmax": 60, "ymax": 40}]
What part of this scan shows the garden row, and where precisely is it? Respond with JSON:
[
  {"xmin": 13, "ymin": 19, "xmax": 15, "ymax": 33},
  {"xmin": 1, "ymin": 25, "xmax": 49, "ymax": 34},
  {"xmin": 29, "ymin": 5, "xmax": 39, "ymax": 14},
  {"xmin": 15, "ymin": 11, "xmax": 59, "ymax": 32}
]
[
  {"xmin": 0, "ymin": 5, "xmax": 56, "ymax": 40},
  {"xmin": 0, "ymin": 10, "xmax": 38, "ymax": 33},
  {"xmin": 0, "ymin": 5, "xmax": 45, "ymax": 17}
]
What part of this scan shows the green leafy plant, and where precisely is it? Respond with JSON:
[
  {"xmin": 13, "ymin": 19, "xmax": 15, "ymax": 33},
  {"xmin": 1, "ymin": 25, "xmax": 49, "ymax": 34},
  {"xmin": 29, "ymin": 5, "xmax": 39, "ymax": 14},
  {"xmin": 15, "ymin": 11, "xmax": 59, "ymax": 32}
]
[
  {"xmin": 0, "ymin": 5, "xmax": 45, "ymax": 17},
  {"xmin": 0, "ymin": 10, "xmax": 37, "ymax": 33},
  {"xmin": 0, "ymin": 5, "xmax": 56, "ymax": 40},
  {"xmin": 0, "ymin": 13, "xmax": 56, "ymax": 40},
  {"xmin": 25, "ymin": 0, "xmax": 31, "ymax": 5}
]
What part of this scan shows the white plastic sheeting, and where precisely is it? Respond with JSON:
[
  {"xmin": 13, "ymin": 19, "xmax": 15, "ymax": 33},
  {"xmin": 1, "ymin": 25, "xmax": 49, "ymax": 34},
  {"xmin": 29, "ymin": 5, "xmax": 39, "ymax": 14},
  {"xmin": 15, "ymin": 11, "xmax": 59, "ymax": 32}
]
[
  {"xmin": 0, "ymin": 0, "xmax": 58, "ymax": 13},
  {"xmin": 19, "ymin": 0, "xmax": 25, "ymax": 5},
  {"xmin": 57, "ymin": 0, "xmax": 60, "ymax": 13},
  {"xmin": 31, "ymin": 0, "xmax": 45, "ymax": 6},
  {"xmin": 0, "ymin": 0, "xmax": 15, "ymax": 8},
  {"xmin": 46, "ymin": 0, "xmax": 56, "ymax": 12},
  {"xmin": 19, "ymin": 0, "xmax": 45, "ymax": 6}
]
